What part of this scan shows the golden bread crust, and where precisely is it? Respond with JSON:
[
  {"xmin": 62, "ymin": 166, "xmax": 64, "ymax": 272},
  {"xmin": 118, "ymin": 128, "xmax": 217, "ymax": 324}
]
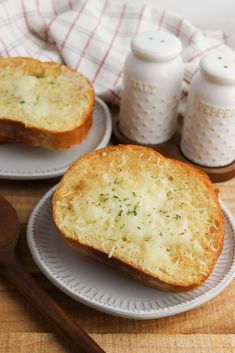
[
  {"xmin": 52, "ymin": 145, "xmax": 224, "ymax": 291},
  {"xmin": 0, "ymin": 57, "xmax": 95, "ymax": 149}
]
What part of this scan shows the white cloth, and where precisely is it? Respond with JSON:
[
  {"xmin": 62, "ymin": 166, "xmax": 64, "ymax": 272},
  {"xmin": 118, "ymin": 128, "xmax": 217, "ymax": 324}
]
[{"xmin": 0, "ymin": 0, "xmax": 234, "ymax": 104}]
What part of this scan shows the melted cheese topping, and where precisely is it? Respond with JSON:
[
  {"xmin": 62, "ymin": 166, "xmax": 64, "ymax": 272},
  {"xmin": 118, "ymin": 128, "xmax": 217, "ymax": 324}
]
[
  {"xmin": 0, "ymin": 68, "xmax": 92, "ymax": 131},
  {"xmin": 55, "ymin": 150, "xmax": 221, "ymax": 283}
]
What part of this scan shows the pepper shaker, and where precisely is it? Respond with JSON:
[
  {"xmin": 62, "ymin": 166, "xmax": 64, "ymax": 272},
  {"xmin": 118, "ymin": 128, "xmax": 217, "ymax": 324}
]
[
  {"xmin": 180, "ymin": 51, "xmax": 235, "ymax": 167},
  {"xmin": 119, "ymin": 31, "xmax": 184, "ymax": 144}
]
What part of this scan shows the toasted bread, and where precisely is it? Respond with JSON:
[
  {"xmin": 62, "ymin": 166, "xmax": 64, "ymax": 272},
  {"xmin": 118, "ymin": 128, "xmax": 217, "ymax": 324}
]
[
  {"xmin": 0, "ymin": 57, "xmax": 94, "ymax": 149},
  {"xmin": 52, "ymin": 145, "xmax": 224, "ymax": 291}
]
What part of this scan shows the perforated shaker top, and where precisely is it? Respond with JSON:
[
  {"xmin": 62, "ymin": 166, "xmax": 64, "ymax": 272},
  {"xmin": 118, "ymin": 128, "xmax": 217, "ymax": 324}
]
[
  {"xmin": 131, "ymin": 31, "xmax": 182, "ymax": 62},
  {"xmin": 200, "ymin": 51, "xmax": 235, "ymax": 85}
]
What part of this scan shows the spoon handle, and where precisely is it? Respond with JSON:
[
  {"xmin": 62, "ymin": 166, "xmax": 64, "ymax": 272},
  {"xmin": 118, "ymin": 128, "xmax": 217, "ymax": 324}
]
[{"xmin": 1, "ymin": 254, "xmax": 105, "ymax": 353}]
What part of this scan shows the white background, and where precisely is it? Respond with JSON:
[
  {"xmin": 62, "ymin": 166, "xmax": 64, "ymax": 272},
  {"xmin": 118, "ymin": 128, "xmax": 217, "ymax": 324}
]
[{"xmin": 129, "ymin": 0, "xmax": 235, "ymax": 33}]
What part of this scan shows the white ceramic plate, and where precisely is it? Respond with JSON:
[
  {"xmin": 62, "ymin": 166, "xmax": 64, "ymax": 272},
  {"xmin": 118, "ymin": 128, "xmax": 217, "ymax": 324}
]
[
  {"xmin": 27, "ymin": 186, "xmax": 235, "ymax": 319},
  {"xmin": 0, "ymin": 97, "xmax": 112, "ymax": 180}
]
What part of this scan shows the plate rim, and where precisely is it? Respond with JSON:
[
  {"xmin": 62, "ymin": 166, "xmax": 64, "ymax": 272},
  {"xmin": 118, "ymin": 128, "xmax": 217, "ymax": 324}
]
[
  {"xmin": 27, "ymin": 185, "xmax": 235, "ymax": 319},
  {"xmin": 0, "ymin": 96, "xmax": 112, "ymax": 180}
]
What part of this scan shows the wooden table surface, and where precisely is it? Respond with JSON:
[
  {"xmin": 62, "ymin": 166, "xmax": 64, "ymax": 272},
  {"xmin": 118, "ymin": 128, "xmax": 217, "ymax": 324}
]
[{"xmin": 0, "ymin": 155, "xmax": 234, "ymax": 352}]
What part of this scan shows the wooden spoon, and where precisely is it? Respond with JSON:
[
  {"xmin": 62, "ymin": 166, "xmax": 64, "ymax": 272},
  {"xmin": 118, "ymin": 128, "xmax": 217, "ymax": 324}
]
[{"xmin": 0, "ymin": 195, "xmax": 105, "ymax": 353}]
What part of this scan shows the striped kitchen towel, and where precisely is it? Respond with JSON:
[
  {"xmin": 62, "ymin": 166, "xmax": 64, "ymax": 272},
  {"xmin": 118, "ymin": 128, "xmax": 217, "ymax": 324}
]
[{"xmin": 0, "ymin": 0, "xmax": 234, "ymax": 104}]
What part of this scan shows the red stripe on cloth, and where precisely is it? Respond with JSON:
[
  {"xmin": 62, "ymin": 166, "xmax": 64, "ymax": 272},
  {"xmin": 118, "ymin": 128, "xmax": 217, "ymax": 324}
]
[
  {"xmin": 2, "ymin": 1, "xmax": 33, "ymax": 58},
  {"xmin": 52, "ymin": 0, "xmax": 57, "ymax": 16},
  {"xmin": 21, "ymin": 0, "xmax": 31, "ymax": 32},
  {"xmin": 188, "ymin": 42, "xmax": 223, "ymax": 62},
  {"xmin": 36, "ymin": 0, "xmax": 48, "ymax": 42},
  {"xmin": 0, "ymin": 36, "xmax": 10, "ymax": 56},
  {"xmin": 36, "ymin": 0, "xmax": 40, "ymax": 15},
  {"xmin": 158, "ymin": 9, "xmax": 165, "ymax": 30},
  {"xmin": 111, "ymin": 5, "xmax": 145, "ymax": 89},
  {"xmin": 75, "ymin": 0, "xmax": 108, "ymax": 71},
  {"xmin": 186, "ymin": 30, "xmax": 198, "ymax": 46},
  {"xmin": 184, "ymin": 67, "xmax": 199, "ymax": 84},
  {"xmin": 135, "ymin": 4, "xmax": 145, "ymax": 34},
  {"xmin": 61, "ymin": 0, "xmax": 88, "ymax": 51},
  {"xmin": 184, "ymin": 78, "xmax": 191, "ymax": 84},
  {"xmin": 45, "ymin": 15, "xmax": 57, "ymax": 43},
  {"xmin": 44, "ymin": 0, "xmax": 59, "ymax": 44},
  {"xmin": 175, "ymin": 18, "xmax": 183, "ymax": 37},
  {"xmin": 112, "ymin": 66, "xmax": 123, "ymax": 89},
  {"xmin": 67, "ymin": 0, "xmax": 73, "ymax": 10},
  {"xmin": 109, "ymin": 88, "xmax": 121, "ymax": 101},
  {"xmin": 92, "ymin": 3, "xmax": 127, "ymax": 84},
  {"xmin": 223, "ymin": 33, "xmax": 228, "ymax": 44}
]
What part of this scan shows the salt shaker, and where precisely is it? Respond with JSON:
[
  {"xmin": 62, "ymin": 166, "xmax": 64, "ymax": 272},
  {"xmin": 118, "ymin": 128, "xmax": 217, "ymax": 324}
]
[
  {"xmin": 180, "ymin": 51, "xmax": 235, "ymax": 167},
  {"xmin": 119, "ymin": 31, "xmax": 184, "ymax": 144}
]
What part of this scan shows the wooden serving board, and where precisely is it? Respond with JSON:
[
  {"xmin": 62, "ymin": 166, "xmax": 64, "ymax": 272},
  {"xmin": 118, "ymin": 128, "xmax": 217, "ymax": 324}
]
[{"xmin": 112, "ymin": 117, "xmax": 235, "ymax": 183}]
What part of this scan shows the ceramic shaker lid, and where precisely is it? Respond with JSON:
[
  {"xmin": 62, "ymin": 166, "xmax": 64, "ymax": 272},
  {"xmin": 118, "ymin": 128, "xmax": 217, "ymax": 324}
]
[
  {"xmin": 200, "ymin": 51, "xmax": 235, "ymax": 85},
  {"xmin": 131, "ymin": 31, "xmax": 182, "ymax": 62}
]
